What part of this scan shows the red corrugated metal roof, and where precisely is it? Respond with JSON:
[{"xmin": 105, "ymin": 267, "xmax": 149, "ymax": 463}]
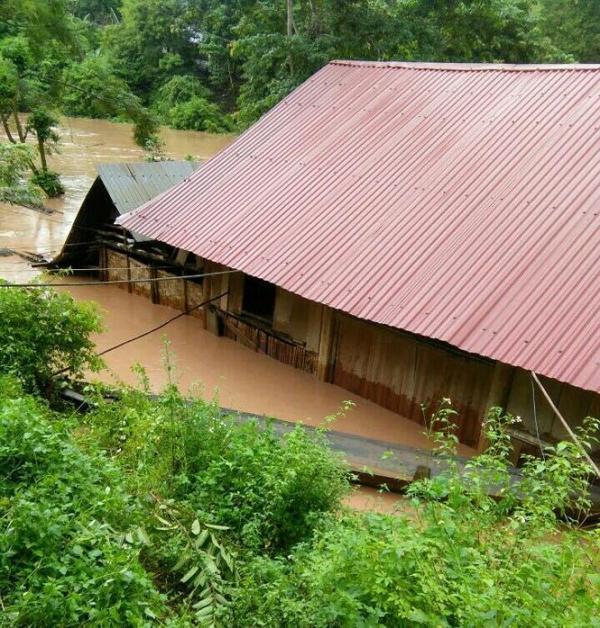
[{"xmin": 120, "ymin": 61, "xmax": 600, "ymax": 393}]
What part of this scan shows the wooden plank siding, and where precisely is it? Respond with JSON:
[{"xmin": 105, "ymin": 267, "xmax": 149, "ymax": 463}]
[
  {"xmin": 331, "ymin": 313, "xmax": 494, "ymax": 447},
  {"xmin": 100, "ymin": 247, "xmax": 600, "ymax": 452}
]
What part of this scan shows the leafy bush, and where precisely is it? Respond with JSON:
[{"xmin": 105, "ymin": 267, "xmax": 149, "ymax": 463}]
[
  {"xmin": 230, "ymin": 406, "xmax": 600, "ymax": 626},
  {"xmin": 0, "ymin": 142, "xmax": 43, "ymax": 207},
  {"xmin": 30, "ymin": 169, "xmax": 64, "ymax": 197},
  {"xmin": 153, "ymin": 75, "xmax": 212, "ymax": 116},
  {"xmin": 0, "ymin": 379, "xmax": 166, "ymax": 625},
  {"xmin": 152, "ymin": 75, "xmax": 232, "ymax": 132},
  {"xmin": 61, "ymin": 56, "xmax": 133, "ymax": 119},
  {"xmin": 167, "ymin": 96, "xmax": 232, "ymax": 133},
  {"xmin": 0, "ymin": 284, "xmax": 103, "ymax": 393},
  {"xmin": 83, "ymin": 380, "xmax": 350, "ymax": 554}
]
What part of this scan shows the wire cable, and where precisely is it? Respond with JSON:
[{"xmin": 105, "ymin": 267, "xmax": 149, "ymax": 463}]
[
  {"xmin": 0, "ymin": 265, "xmax": 174, "ymax": 273},
  {"xmin": 51, "ymin": 291, "xmax": 229, "ymax": 377},
  {"xmin": 0, "ymin": 269, "xmax": 239, "ymax": 288}
]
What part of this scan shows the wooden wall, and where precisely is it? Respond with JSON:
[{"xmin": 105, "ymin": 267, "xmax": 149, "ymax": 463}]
[
  {"xmin": 506, "ymin": 368, "xmax": 600, "ymax": 444},
  {"xmin": 101, "ymin": 248, "xmax": 600, "ymax": 452},
  {"xmin": 331, "ymin": 313, "xmax": 495, "ymax": 447},
  {"xmin": 103, "ymin": 247, "xmax": 205, "ymax": 321}
]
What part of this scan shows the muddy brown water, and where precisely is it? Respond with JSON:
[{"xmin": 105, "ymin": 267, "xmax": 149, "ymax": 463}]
[
  {"xmin": 1, "ymin": 117, "xmax": 471, "ymax": 510},
  {"xmin": 0, "ymin": 116, "xmax": 234, "ymax": 272}
]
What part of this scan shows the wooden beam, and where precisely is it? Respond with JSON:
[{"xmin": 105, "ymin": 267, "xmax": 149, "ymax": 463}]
[
  {"xmin": 316, "ymin": 306, "xmax": 338, "ymax": 382},
  {"xmin": 477, "ymin": 361, "xmax": 514, "ymax": 452}
]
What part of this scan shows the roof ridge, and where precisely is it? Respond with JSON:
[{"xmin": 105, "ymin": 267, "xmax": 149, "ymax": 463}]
[{"xmin": 329, "ymin": 59, "xmax": 600, "ymax": 72}]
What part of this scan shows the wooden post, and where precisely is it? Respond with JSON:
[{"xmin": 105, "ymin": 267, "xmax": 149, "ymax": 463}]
[
  {"xmin": 531, "ymin": 371, "xmax": 600, "ymax": 478},
  {"xmin": 316, "ymin": 307, "xmax": 338, "ymax": 382},
  {"xmin": 477, "ymin": 361, "xmax": 514, "ymax": 452},
  {"xmin": 150, "ymin": 266, "xmax": 158, "ymax": 304},
  {"xmin": 126, "ymin": 254, "xmax": 132, "ymax": 294}
]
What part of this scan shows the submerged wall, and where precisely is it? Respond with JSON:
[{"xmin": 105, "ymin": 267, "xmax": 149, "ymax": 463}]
[
  {"xmin": 99, "ymin": 245, "xmax": 600, "ymax": 452},
  {"xmin": 331, "ymin": 314, "xmax": 494, "ymax": 447},
  {"xmin": 103, "ymin": 248, "xmax": 205, "ymax": 320}
]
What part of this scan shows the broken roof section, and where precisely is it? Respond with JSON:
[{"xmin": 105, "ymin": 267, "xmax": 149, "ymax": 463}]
[{"xmin": 119, "ymin": 61, "xmax": 600, "ymax": 393}]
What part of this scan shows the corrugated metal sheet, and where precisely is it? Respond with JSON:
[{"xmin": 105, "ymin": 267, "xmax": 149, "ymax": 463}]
[
  {"xmin": 119, "ymin": 60, "xmax": 600, "ymax": 393},
  {"xmin": 98, "ymin": 161, "xmax": 198, "ymax": 214}
]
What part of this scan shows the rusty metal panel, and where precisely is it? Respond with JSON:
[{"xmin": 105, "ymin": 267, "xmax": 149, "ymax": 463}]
[{"xmin": 119, "ymin": 60, "xmax": 600, "ymax": 394}]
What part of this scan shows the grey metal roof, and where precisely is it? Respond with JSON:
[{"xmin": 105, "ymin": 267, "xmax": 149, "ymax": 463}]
[{"xmin": 97, "ymin": 161, "xmax": 199, "ymax": 215}]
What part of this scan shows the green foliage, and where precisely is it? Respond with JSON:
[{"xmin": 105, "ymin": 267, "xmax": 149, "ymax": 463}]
[
  {"xmin": 30, "ymin": 169, "xmax": 65, "ymax": 197},
  {"xmin": 83, "ymin": 377, "xmax": 350, "ymax": 553},
  {"xmin": 231, "ymin": 405, "xmax": 600, "ymax": 626},
  {"xmin": 0, "ymin": 380, "xmax": 166, "ymax": 625},
  {"xmin": 539, "ymin": 0, "xmax": 600, "ymax": 62},
  {"xmin": 168, "ymin": 96, "xmax": 232, "ymax": 133},
  {"xmin": 151, "ymin": 501, "xmax": 236, "ymax": 625},
  {"xmin": 102, "ymin": 0, "xmax": 204, "ymax": 96},
  {"xmin": 154, "ymin": 75, "xmax": 213, "ymax": 117},
  {"xmin": 61, "ymin": 55, "xmax": 132, "ymax": 118},
  {"xmin": 1, "ymin": 301, "xmax": 599, "ymax": 626},
  {"xmin": 0, "ymin": 142, "xmax": 43, "ymax": 206},
  {"xmin": 3, "ymin": 0, "xmax": 600, "ymax": 136},
  {"xmin": 0, "ymin": 284, "xmax": 103, "ymax": 393},
  {"xmin": 68, "ymin": 0, "xmax": 122, "ymax": 25}
]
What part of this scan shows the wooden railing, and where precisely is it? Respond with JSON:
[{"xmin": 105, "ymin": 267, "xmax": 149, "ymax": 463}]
[{"xmin": 215, "ymin": 308, "xmax": 318, "ymax": 374}]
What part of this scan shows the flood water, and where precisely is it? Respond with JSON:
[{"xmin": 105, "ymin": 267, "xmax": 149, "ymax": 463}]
[
  {"xmin": 0, "ymin": 116, "xmax": 461, "ymax": 511},
  {"xmin": 53, "ymin": 279, "xmax": 446, "ymax": 451},
  {"xmin": 0, "ymin": 116, "xmax": 234, "ymax": 271},
  {"xmin": 1, "ymin": 116, "xmax": 473, "ymax": 507}
]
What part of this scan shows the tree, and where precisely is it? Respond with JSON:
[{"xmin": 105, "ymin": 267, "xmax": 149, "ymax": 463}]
[
  {"xmin": 539, "ymin": 0, "xmax": 600, "ymax": 62},
  {"xmin": 102, "ymin": 0, "xmax": 205, "ymax": 97},
  {"xmin": 0, "ymin": 143, "xmax": 43, "ymax": 207},
  {"xmin": 61, "ymin": 55, "xmax": 132, "ymax": 118},
  {"xmin": 26, "ymin": 109, "xmax": 64, "ymax": 197},
  {"xmin": 68, "ymin": 0, "xmax": 122, "ymax": 24},
  {"xmin": 0, "ymin": 1, "xmax": 77, "ymax": 198}
]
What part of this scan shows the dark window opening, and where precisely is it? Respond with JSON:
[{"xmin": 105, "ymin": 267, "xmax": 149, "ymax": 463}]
[{"xmin": 242, "ymin": 276, "xmax": 276, "ymax": 325}]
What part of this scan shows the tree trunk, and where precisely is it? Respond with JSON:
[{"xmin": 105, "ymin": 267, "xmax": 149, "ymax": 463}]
[
  {"xmin": 308, "ymin": 0, "xmax": 320, "ymax": 33},
  {"xmin": 287, "ymin": 0, "xmax": 294, "ymax": 37},
  {"xmin": 1, "ymin": 114, "xmax": 16, "ymax": 144},
  {"xmin": 12, "ymin": 102, "xmax": 25, "ymax": 143},
  {"xmin": 37, "ymin": 136, "xmax": 47, "ymax": 171},
  {"xmin": 286, "ymin": 0, "xmax": 295, "ymax": 75}
]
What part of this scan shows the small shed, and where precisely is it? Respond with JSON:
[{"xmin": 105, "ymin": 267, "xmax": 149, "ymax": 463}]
[{"xmin": 58, "ymin": 161, "xmax": 199, "ymax": 266}]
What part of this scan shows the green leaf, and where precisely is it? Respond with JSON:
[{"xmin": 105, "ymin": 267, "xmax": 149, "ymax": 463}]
[
  {"xmin": 191, "ymin": 519, "xmax": 201, "ymax": 535},
  {"xmin": 204, "ymin": 523, "xmax": 230, "ymax": 530},
  {"xmin": 180, "ymin": 565, "xmax": 200, "ymax": 584}
]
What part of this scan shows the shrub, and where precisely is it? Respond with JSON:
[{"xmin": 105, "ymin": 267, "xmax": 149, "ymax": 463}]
[
  {"xmin": 167, "ymin": 96, "xmax": 233, "ymax": 133},
  {"xmin": 153, "ymin": 75, "xmax": 212, "ymax": 116},
  {"xmin": 230, "ymin": 406, "xmax": 600, "ymax": 626},
  {"xmin": 61, "ymin": 56, "xmax": 133, "ymax": 119},
  {"xmin": 0, "ymin": 379, "xmax": 166, "ymax": 625},
  {"xmin": 0, "ymin": 142, "xmax": 43, "ymax": 207},
  {"xmin": 83, "ymin": 380, "xmax": 350, "ymax": 553},
  {"xmin": 30, "ymin": 169, "xmax": 64, "ymax": 197},
  {"xmin": 0, "ymin": 284, "xmax": 103, "ymax": 393}
]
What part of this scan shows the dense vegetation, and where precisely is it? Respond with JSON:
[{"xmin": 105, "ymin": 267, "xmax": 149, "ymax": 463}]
[
  {"xmin": 0, "ymin": 284, "xmax": 599, "ymax": 625},
  {"xmin": 1, "ymin": 0, "xmax": 599, "ymax": 201},
  {"xmin": 2, "ymin": 0, "xmax": 600, "ymax": 133}
]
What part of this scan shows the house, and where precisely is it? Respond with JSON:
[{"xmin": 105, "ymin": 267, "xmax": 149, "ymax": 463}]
[
  {"xmin": 115, "ymin": 61, "xmax": 600, "ymax": 454},
  {"xmin": 56, "ymin": 161, "xmax": 199, "ymax": 268}
]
